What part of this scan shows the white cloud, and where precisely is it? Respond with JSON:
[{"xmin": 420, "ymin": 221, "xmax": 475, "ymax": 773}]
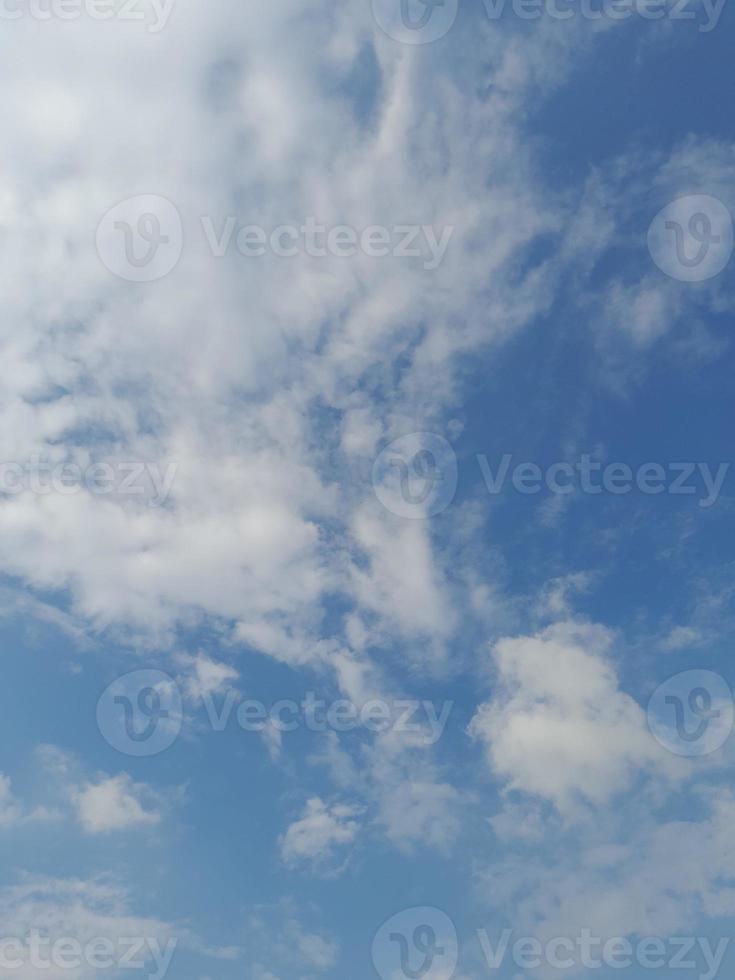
[
  {"xmin": 0, "ymin": 773, "xmax": 58, "ymax": 829},
  {"xmin": 535, "ymin": 573, "xmax": 595, "ymax": 621},
  {"xmin": 0, "ymin": 0, "xmax": 577, "ymax": 671},
  {"xmin": 32, "ymin": 747, "xmax": 169, "ymax": 835},
  {"xmin": 0, "ymin": 6, "xmax": 732, "ymax": 971},
  {"xmin": 174, "ymin": 651, "xmax": 239, "ymax": 700},
  {"xmin": 72, "ymin": 774, "xmax": 162, "ymax": 834},
  {"xmin": 0, "ymin": 774, "xmax": 26, "ymax": 829},
  {"xmin": 659, "ymin": 624, "xmax": 706, "ymax": 652},
  {"xmin": 470, "ymin": 621, "xmax": 676, "ymax": 816},
  {"xmin": 279, "ymin": 798, "xmax": 362, "ymax": 873},
  {"xmin": 0, "ymin": 874, "xmax": 232, "ymax": 980},
  {"xmin": 0, "ymin": 0, "xmax": 726, "ymax": 738},
  {"xmin": 480, "ymin": 789, "xmax": 735, "ymax": 954},
  {"xmin": 568, "ymin": 138, "xmax": 735, "ymax": 366},
  {"xmin": 375, "ymin": 777, "xmax": 463, "ymax": 853},
  {"xmin": 349, "ymin": 502, "xmax": 455, "ymax": 655},
  {"xmin": 0, "ymin": 875, "xmax": 174, "ymax": 980}
]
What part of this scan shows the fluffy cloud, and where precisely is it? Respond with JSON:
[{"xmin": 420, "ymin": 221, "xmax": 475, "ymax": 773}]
[
  {"xmin": 0, "ymin": 0, "xmax": 574, "ymax": 667},
  {"xmin": 72, "ymin": 774, "xmax": 162, "ymax": 834},
  {"xmin": 349, "ymin": 502, "xmax": 455, "ymax": 651},
  {"xmin": 0, "ymin": 0, "xmax": 728, "ymax": 711},
  {"xmin": 174, "ymin": 651, "xmax": 239, "ymax": 700},
  {"xmin": 32, "ymin": 747, "xmax": 168, "ymax": 835},
  {"xmin": 279, "ymin": 798, "xmax": 362, "ymax": 874},
  {"xmin": 470, "ymin": 620, "xmax": 674, "ymax": 815}
]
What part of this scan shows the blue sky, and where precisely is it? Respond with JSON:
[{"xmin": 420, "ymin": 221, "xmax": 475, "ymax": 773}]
[{"xmin": 0, "ymin": 1, "xmax": 734, "ymax": 979}]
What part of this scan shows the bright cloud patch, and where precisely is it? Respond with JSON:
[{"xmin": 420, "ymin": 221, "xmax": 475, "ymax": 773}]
[
  {"xmin": 72, "ymin": 774, "xmax": 162, "ymax": 834},
  {"xmin": 279, "ymin": 798, "xmax": 362, "ymax": 874},
  {"xmin": 470, "ymin": 621, "xmax": 673, "ymax": 815}
]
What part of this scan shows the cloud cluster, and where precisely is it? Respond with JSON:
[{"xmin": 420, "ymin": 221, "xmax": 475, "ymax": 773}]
[
  {"xmin": 0, "ymin": 0, "xmax": 572, "ymax": 662},
  {"xmin": 1, "ymin": 746, "xmax": 170, "ymax": 836}
]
